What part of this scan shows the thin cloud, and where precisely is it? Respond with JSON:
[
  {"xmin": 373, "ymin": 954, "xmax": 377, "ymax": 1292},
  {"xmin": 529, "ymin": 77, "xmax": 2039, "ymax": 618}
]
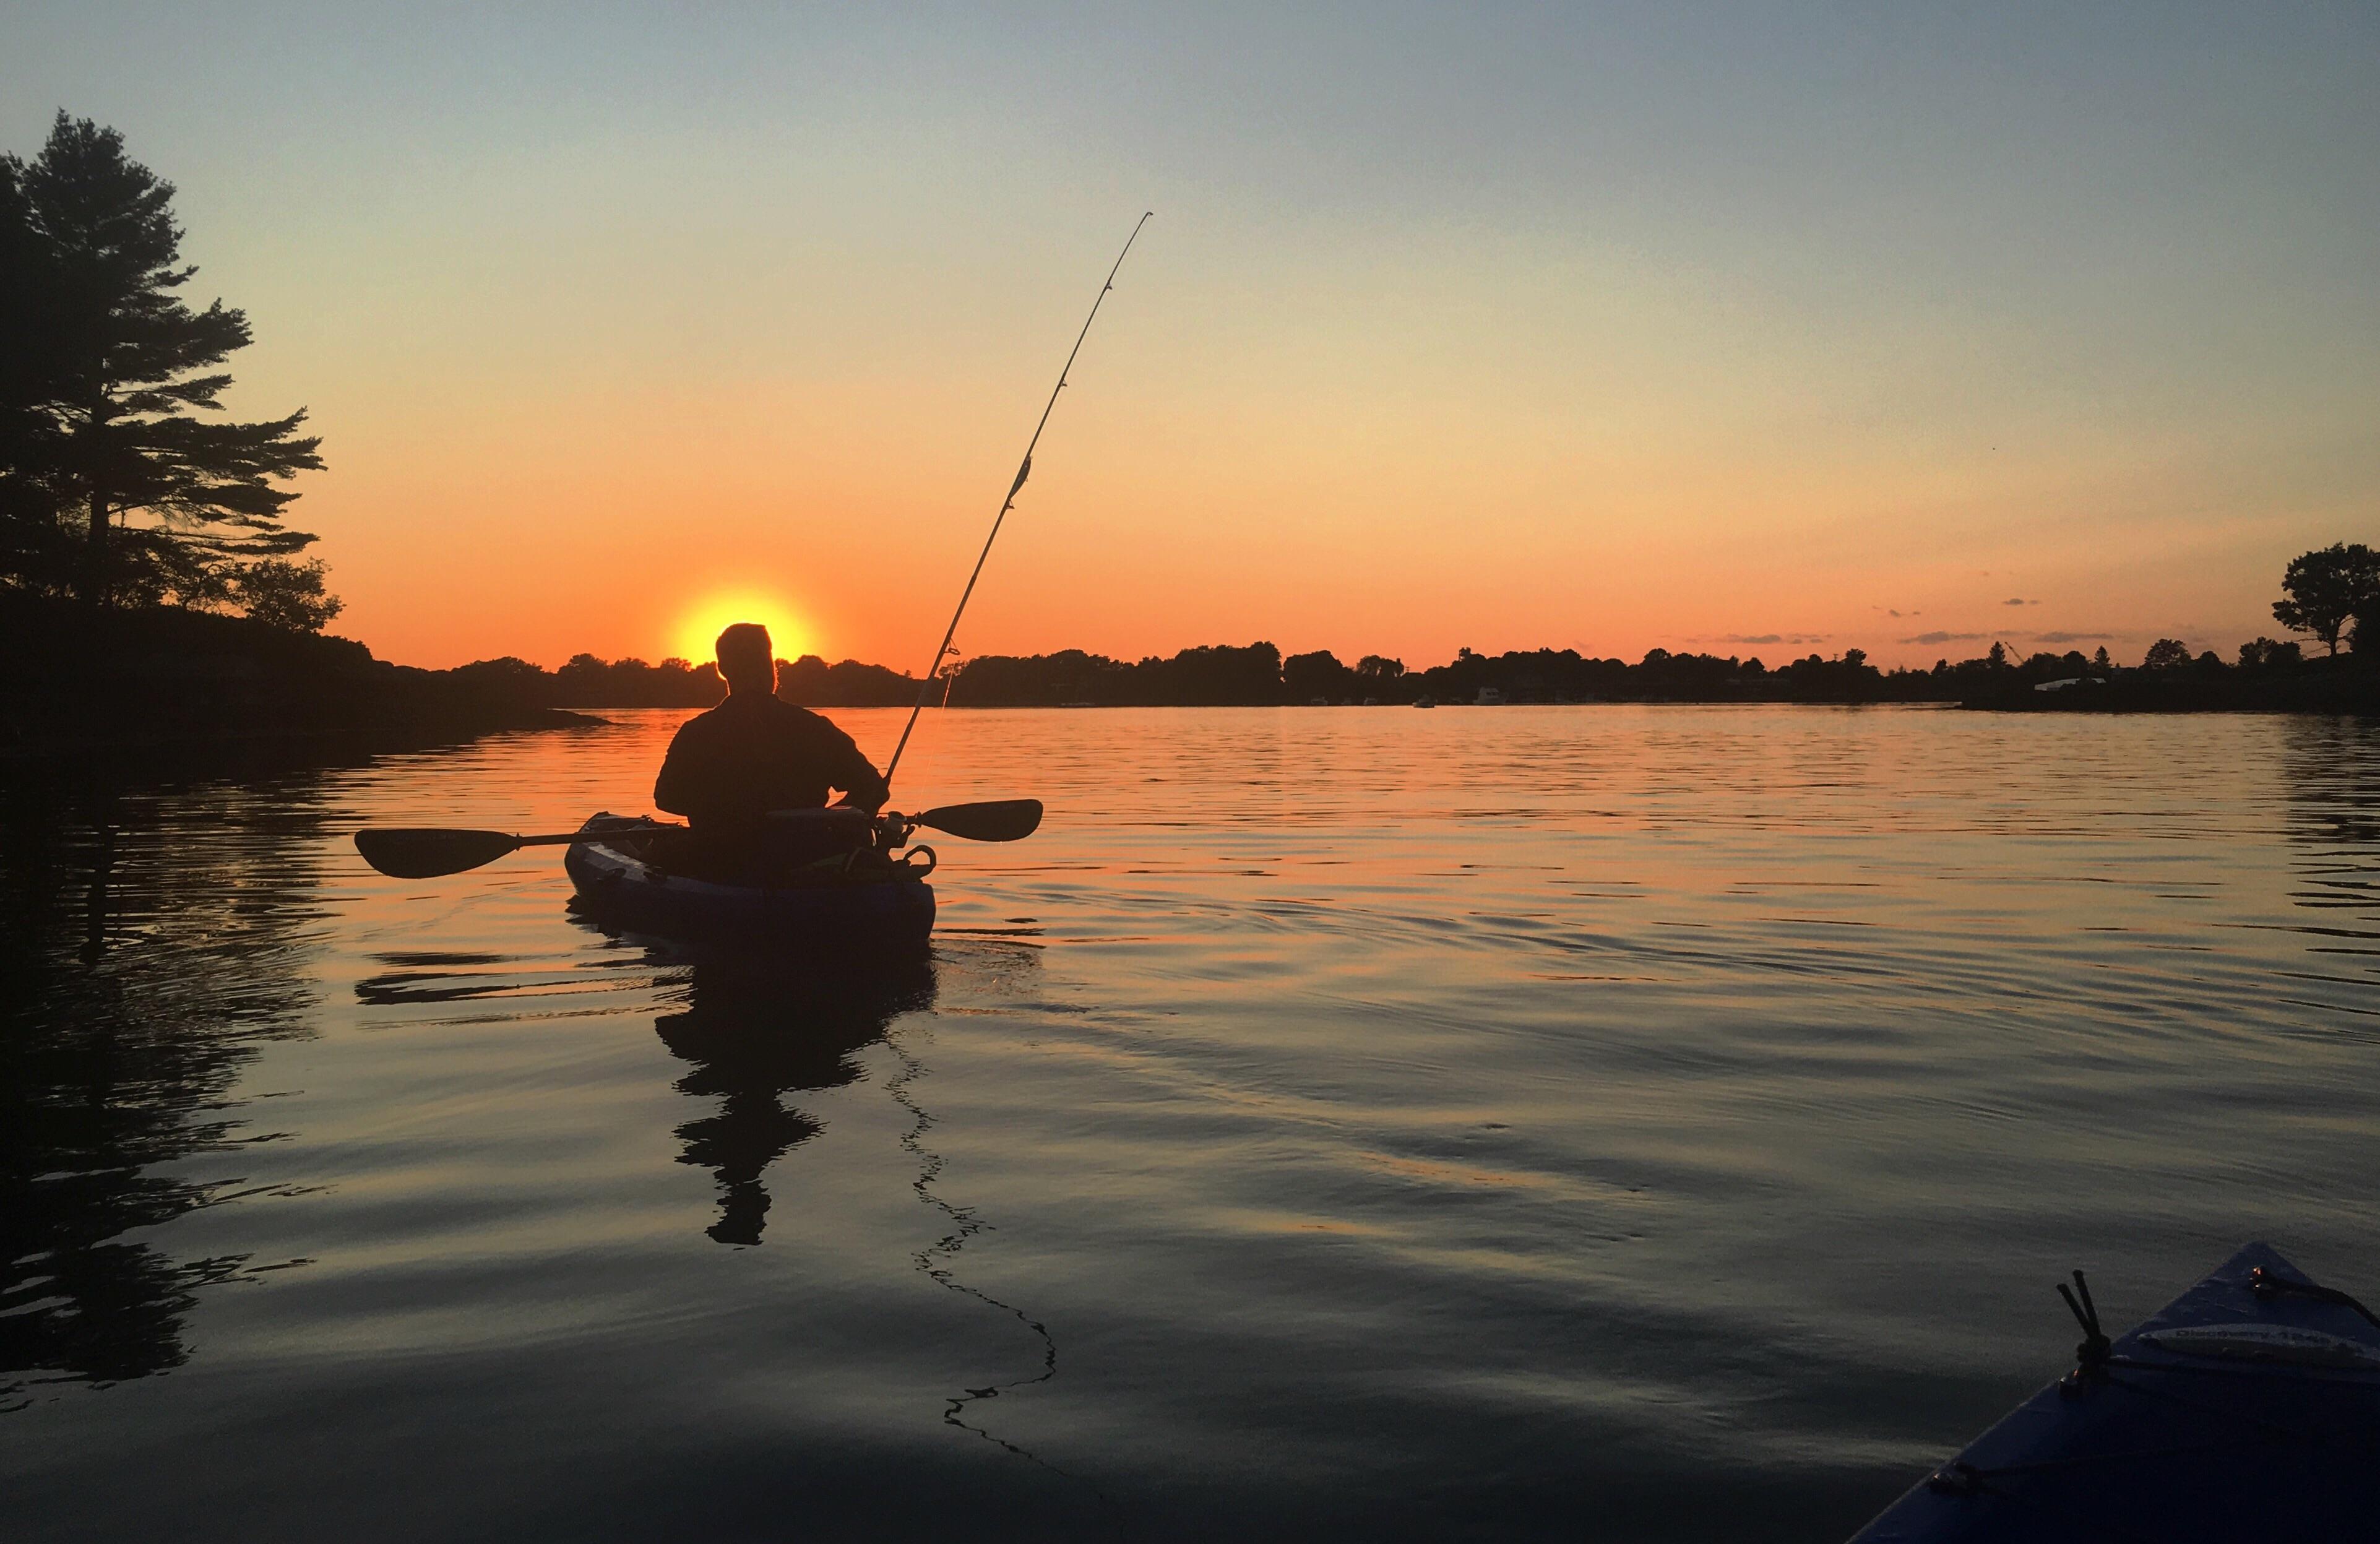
[
  {"xmin": 2032, "ymin": 631, "xmax": 2113, "ymax": 644},
  {"xmin": 1901, "ymin": 631, "xmax": 1988, "ymax": 645},
  {"xmin": 1694, "ymin": 632, "xmax": 1830, "ymax": 647},
  {"xmin": 2004, "ymin": 597, "xmax": 2039, "ymax": 606}
]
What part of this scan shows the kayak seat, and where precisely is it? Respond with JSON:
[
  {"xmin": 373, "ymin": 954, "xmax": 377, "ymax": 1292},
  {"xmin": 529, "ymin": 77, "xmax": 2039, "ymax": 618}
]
[
  {"xmin": 762, "ymin": 808, "xmax": 874, "ymax": 866},
  {"xmin": 640, "ymin": 808, "xmax": 875, "ymax": 886}
]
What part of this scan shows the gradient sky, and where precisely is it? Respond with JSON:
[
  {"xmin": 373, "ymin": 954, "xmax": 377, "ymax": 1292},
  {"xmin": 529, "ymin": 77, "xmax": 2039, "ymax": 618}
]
[{"xmin": 9, "ymin": 4, "xmax": 2376, "ymax": 670}]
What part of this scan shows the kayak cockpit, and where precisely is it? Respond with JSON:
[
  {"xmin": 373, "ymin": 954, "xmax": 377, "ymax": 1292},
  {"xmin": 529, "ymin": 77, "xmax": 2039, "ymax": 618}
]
[{"xmin": 564, "ymin": 811, "xmax": 936, "ymax": 948}]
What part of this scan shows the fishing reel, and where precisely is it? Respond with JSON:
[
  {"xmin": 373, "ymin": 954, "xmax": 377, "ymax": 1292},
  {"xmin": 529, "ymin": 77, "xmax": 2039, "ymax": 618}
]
[{"xmin": 868, "ymin": 810, "xmax": 937, "ymax": 877}]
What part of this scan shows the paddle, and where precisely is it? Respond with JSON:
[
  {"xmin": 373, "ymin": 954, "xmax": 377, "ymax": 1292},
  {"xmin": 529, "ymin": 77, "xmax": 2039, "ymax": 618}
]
[
  {"xmin": 353, "ymin": 821, "xmax": 673, "ymax": 879},
  {"xmin": 910, "ymin": 798, "xmax": 1042, "ymax": 843},
  {"xmin": 353, "ymin": 800, "xmax": 1043, "ymax": 879}
]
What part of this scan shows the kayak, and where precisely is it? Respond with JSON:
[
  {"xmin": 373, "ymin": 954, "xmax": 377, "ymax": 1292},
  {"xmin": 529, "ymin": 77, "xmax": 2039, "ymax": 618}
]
[
  {"xmin": 563, "ymin": 812, "xmax": 934, "ymax": 950},
  {"xmin": 1851, "ymin": 1241, "xmax": 2380, "ymax": 1542}
]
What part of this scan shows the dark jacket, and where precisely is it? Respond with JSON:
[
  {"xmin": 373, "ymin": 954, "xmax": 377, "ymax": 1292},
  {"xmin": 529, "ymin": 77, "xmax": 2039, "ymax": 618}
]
[{"xmin": 653, "ymin": 694, "xmax": 889, "ymax": 839}]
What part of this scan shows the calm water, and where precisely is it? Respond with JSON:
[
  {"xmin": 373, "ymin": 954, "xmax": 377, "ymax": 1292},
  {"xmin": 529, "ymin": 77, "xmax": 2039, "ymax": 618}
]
[{"xmin": 7, "ymin": 705, "xmax": 2380, "ymax": 1541}]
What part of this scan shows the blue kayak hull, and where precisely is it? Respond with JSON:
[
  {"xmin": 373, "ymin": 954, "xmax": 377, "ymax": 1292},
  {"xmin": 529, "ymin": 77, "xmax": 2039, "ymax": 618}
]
[
  {"xmin": 563, "ymin": 817, "xmax": 934, "ymax": 950},
  {"xmin": 1852, "ymin": 1241, "xmax": 2380, "ymax": 1542}
]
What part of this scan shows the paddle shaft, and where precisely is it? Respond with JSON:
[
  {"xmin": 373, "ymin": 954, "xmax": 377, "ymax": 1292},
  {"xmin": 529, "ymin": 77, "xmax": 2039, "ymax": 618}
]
[
  {"xmin": 353, "ymin": 800, "xmax": 1036, "ymax": 880},
  {"xmin": 882, "ymin": 213, "xmax": 1153, "ymax": 790},
  {"xmin": 509, "ymin": 829, "xmax": 660, "ymax": 849}
]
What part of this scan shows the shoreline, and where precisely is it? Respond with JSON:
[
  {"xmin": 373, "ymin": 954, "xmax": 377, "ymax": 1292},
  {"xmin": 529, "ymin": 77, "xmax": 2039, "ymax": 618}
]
[{"xmin": 0, "ymin": 592, "xmax": 610, "ymax": 777}]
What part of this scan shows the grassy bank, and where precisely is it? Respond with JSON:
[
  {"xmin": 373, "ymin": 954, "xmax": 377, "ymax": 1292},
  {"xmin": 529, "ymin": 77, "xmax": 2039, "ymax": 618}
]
[{"xmin": 0, "ymin": 594, "xmax": 599, "ymax": 761}]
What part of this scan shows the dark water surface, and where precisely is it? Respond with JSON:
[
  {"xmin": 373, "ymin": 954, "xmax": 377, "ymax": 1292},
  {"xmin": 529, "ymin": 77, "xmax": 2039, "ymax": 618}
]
[{"xmin": 7, "ymin": 706, "xmax": 2380, "ymax": 1541}]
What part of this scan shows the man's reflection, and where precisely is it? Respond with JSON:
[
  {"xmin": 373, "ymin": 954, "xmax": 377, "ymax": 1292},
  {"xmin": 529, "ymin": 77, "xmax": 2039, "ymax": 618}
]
[{"xmin": 653, "ymin": 955, "xmax": 936, "ymax": 1245}]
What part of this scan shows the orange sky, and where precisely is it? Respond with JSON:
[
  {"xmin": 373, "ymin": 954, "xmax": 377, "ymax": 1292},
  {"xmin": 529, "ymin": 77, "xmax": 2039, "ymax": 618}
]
[{"xmin": 12, "ymin": 7, "xmax": 2375, "ymax": 671}]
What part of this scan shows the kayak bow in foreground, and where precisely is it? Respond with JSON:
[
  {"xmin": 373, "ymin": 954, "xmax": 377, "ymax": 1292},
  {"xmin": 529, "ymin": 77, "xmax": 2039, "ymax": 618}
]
[{"xmin": 1851, "ymin": 1241, "xmax": 2380, "ymax": 1543}]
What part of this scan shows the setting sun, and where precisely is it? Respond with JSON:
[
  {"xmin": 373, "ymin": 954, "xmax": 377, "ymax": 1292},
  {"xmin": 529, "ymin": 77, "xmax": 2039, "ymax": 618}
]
[{"xmin": 673, "ymin": 592, "xmax": 815, "ymax": 666}]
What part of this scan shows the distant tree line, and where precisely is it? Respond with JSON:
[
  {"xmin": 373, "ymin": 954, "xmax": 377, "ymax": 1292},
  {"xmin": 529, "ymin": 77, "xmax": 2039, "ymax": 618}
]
[
  {"xmin": 944, "ymin": 642, "xmax": 1914, "ymax": 705},
  {"xmin": 920, "ymin": 543, "xmax": 2374, "ymax": 709},
  {"xmin": 437, "ymin": 652, "xmax": 921, "ymax": 709},
  {"xmin": 931, "ymin": 634, "xmax": 2343, "ymax": 709},
  {"xmin": 1, "ymin": 113, "xmax": 335, "ymax": 628}
]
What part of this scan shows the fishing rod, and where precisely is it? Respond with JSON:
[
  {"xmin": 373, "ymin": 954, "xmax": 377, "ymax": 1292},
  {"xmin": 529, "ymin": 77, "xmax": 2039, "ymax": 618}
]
[{"xmin": 882, "ymin": 211, "xmax": 1153, "ymax": 788}]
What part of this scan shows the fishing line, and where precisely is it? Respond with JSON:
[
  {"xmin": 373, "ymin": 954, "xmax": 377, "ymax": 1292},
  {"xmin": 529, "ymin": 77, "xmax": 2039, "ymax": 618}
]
[
  {"xmin": 879, "ymin": 1014, "xmax": 1126, "ymax": 1534},
  {"xmin": 882, "ymin": 212, "xmax": 1153, "ymax": 789}
]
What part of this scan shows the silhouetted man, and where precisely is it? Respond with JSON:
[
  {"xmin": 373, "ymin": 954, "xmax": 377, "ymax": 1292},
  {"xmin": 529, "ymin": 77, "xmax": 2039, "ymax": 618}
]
[{"xmin": 655, "ymin": 624, "xmax": 889, "ymax": 866}]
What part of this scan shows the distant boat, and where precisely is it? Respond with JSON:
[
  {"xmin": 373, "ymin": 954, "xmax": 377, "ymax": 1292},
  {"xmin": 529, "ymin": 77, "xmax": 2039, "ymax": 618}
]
[
  {"xmin": 1475, "ymin": 687, "xmax": 1506, "ymax": 705},
  {"xmin": 1413, "ymin": 695, "xmax": 1436, "ymax": 709}
]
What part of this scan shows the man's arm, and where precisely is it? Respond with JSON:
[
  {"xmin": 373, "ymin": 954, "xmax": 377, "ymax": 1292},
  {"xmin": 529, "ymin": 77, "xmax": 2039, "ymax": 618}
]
[
  {"xmin": 824, "ymin": 726, "xmax": 890, "ymax": 813},
  {"xmin": 653, "ymin": 722, "xmax": 699, "ymax": 816}
]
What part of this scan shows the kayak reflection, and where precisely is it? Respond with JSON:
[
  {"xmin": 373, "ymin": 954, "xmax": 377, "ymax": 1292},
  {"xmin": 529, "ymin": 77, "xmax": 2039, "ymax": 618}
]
[{"xmin": 651, "ymin": 954, "xmax": 936, "ymax": 1246}]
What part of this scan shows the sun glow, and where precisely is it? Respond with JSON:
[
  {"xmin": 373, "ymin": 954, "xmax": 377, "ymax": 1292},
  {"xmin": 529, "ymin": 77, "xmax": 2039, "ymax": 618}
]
[{"xmin": 673, "ymin": 593, "xmax": 816, "ymax": 668}]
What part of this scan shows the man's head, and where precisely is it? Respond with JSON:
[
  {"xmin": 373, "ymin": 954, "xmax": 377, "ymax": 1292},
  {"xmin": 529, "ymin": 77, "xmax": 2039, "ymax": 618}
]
[{"xmin": 715, "ymin": 623, "xmax": 775, "ymax": 696}]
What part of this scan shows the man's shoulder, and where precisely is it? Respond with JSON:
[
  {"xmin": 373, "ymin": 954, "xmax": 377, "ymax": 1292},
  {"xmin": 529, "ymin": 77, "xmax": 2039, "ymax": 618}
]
[
  {"xmin": 692, "ymin": 694, "xmax": 846, "ymax": 735},
  {"xmin": 669, "ymin": 697, "xmax": 770, "ymax": 746},
  {"xmin": 669, "ymin": 701, "xmax": 731, "ymax": 738}
]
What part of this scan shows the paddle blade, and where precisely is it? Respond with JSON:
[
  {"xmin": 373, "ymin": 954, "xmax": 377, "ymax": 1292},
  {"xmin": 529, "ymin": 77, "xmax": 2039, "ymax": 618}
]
[
  {"xmin": 913, "ymin": 799, "xmax": 1043, "ymax": 843},
  {"xmin": 354, "ymin": 827, "xmax": 524, "ymax": 879}
]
